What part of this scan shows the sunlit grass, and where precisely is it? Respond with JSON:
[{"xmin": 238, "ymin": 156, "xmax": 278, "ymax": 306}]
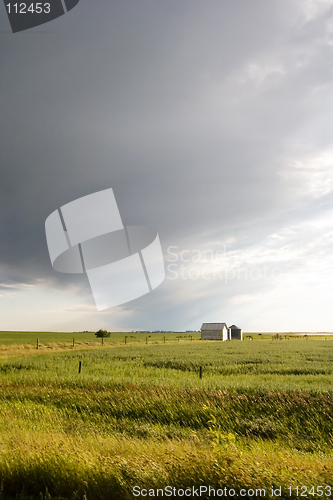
[{"xmin": 0, "ymin": 337, "xmax": 332, "ymax": 498}]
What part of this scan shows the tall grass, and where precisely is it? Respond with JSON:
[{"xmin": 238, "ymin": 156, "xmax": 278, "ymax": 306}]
[{"xmin": 0, "ymin": 338, "xmax": 331, "ymax": 498}]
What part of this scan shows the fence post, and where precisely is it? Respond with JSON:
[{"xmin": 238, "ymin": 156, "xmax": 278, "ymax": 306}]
[
  {"xmin": 125, "ymin": 336, "xmax": 127, "ymax": 345},
  {"xmin": 199, "ymin": 366, "xmax": 202, "ymax": 379},
  {"xmin": 37, "ymin": 339, "xmax": 39, "ymax": 350},
  {"xmin": 102, "ymin": 336, "xmax": 104, "ymax": 346},
  {"xmin": 73, "ymin": 338, "xmax": 75, "ymax": 348},
  {"xmin": 78, "ymin": 361, "xmax": 82, "ymax": 374},
  {"xmin": 164, "ymin": 336, "xmax": 165, "ymax": 344},
  {"xmin": 191, "ymin": 336, "xmax": 192, "ymax": 341},
  {"xmin": 146, "ymin": 337, "xmax": 148, "ymax": 344}
]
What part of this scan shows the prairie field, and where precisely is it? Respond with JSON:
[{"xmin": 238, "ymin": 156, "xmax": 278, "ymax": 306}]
[{"xmin": 0, "ymin": 332, "xmax": 332, "ymax": 499}]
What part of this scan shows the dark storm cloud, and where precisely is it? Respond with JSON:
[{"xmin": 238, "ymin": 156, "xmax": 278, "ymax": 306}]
[{"xmin": 0, "ymin": 0, "xmax": 332, "ymax": 325}]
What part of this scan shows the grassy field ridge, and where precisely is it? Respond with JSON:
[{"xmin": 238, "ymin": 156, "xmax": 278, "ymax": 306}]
[{"xmin": 0, "ymin": 333, "xmax": 331, "ymax": 498}]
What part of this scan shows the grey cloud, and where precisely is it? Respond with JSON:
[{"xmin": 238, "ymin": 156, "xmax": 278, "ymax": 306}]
[{"xmin": 0, "ymin": 0, "xmax": 332, "ymax": 328}]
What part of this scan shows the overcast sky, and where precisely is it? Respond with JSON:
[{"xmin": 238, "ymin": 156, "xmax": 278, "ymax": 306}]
[{"xmin": 0, "ymin": 0, "xmax": 332, "ymax": 332}]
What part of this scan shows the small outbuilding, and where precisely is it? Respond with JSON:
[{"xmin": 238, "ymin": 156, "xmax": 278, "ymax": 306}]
[
  {"xmin": 200, "ymin": 323, "xmax": 229, "ymax": 341},
  {"xmin": 229, "ymin": 325, "xmax": 243, "ymax": 341},
  {"xmin": 200, "ymin": 323, "xmax": 243, "ymax": 341}
]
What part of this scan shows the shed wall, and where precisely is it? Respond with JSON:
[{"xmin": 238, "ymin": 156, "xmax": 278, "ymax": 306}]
[
  {"xmin": 201, "ymin": 330, "xmax": 222, "ymax": 340},
  {"xmin": 230, "ymin": 328, "xmax": 242, "ymax": 340}
]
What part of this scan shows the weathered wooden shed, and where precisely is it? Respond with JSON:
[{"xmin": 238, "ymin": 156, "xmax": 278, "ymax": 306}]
[
  {"xmin": 201, "ymin": 323, "xmax": 229, "ymax": 341},
  {"xmin": 229, "ymin": 325, "xmax": 242, "ymax": 340}
]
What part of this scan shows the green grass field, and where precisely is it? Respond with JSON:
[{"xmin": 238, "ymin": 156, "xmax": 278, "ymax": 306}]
[
  {"xmin": 0, "ymin": 330, "xmax": 200, "ymax": 345},
  {"xmin": 0, "ymin": 333, "xmax": 332, "ymax": 499}
]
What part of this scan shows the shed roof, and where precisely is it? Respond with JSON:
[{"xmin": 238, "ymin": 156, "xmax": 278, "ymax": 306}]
[
  {"xmin": 201, "ymin": 323, "xmax": 227, "ymax": 330},
  {"xmin": 229, "ymin": 325, "xmax": 240, "ymax": 329}
]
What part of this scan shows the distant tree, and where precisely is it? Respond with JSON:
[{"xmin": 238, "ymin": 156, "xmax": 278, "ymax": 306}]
[{"xmin": 95, "ymin": 329, "xmax": 111, "ymax": 338}]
